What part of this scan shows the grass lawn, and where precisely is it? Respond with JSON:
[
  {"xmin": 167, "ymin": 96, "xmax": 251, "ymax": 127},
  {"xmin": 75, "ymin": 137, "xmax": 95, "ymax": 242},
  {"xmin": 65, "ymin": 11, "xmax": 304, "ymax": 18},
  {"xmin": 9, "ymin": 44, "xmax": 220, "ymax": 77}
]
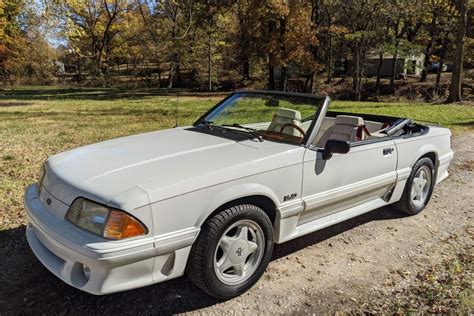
[{"xmin": 0, "ymin": 86, "xmax": 473, "ymax": 230}]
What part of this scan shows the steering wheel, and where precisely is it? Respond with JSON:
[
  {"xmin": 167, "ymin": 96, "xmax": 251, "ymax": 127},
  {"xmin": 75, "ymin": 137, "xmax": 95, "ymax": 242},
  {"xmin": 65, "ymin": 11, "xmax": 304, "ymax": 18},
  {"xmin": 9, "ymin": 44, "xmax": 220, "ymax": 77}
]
[{"xmin": 280, "ymin": 123, "xmax": 306, "ymax": 137}]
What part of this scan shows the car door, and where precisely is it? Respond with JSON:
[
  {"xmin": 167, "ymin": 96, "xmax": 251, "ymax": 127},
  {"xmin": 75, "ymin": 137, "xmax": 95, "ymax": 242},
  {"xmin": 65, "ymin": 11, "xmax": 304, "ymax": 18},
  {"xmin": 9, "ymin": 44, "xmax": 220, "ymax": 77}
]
[{"xmin": 299, "ymin": 139, "xmax": 398, "ymax": 225}]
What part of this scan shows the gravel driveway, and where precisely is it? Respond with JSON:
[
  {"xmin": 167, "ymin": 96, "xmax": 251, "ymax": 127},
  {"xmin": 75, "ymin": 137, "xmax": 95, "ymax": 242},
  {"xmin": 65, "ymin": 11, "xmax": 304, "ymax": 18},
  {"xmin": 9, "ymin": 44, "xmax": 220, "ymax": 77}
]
[{"xmin": 0, "ymin": 133, "xmax": 472, "ymax": 314}]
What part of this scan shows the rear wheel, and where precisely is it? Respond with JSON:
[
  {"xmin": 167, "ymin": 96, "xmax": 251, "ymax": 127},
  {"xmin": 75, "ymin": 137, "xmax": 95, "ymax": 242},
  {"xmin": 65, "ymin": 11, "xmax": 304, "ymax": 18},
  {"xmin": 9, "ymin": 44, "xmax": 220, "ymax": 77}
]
[
  {"xmin": 393, "ymin": 157, "xmax": 435, "ymax": 215},
  {"xmin": 186, "ymin": 204, "xmax": 274, "ymax": 299}
]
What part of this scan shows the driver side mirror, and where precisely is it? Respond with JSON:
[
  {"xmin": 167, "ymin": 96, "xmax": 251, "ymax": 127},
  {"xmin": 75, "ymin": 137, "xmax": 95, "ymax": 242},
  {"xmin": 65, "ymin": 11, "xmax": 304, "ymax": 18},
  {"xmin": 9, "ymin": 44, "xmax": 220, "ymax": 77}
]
[{"xmin": 322, "ymin": 139, "xmax": 350, "ymax": 160}]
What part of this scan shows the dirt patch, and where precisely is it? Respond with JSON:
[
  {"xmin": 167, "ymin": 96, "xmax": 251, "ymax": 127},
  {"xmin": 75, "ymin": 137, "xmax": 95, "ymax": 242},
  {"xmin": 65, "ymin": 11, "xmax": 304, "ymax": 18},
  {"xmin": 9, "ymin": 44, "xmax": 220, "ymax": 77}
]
[
  {"xmin": 0, "ymin": 134, "xmax": 472, "ymax": 315},
  {"xmin": 0, "ymin": 101, "xmax": 32, "ymax": 107}
]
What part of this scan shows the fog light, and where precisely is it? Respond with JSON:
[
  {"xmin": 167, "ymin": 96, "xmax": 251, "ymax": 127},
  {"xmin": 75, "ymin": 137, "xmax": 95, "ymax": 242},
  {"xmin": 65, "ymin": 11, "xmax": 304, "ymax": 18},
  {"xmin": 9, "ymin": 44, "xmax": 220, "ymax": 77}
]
[{"xmin": 83, "ymin": 264, "xmax": 91, "ymax": 280}]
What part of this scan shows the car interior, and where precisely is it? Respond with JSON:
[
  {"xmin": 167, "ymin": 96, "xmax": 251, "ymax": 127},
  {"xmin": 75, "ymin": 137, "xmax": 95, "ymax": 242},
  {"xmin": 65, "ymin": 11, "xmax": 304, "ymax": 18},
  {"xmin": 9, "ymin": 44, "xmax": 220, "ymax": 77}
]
[
  {"xmin": 259, "ymin": 107, "xmax": 393, "ymax": 146},
  {"xmin": 258, "ymin": 108, "xmax": 307, "ymax": 144},
  {"xmin": 311, "ymin": 115, "xmax": 390, "ymax": 147},
  {"xmin": 195, "ymin": 95, "xmax": 427, "ymax": 146},
  {"xmin": 267, "ymin": 108, "xmax": 303, "ymax": 137}
]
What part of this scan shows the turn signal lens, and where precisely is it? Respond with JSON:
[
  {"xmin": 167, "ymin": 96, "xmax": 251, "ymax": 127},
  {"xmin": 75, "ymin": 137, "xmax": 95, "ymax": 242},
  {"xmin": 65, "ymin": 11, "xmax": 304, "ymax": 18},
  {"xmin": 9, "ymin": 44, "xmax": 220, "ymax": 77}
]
[{"xmin": 103, "ymin": 210, "xmax": 147, "ymax": 239}]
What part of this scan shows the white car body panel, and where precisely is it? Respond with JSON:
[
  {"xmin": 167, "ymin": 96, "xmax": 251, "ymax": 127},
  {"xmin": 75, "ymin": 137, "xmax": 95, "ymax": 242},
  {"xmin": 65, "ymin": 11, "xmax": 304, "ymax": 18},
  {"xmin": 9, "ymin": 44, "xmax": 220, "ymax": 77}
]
[{"xmin": 24, "ymin": 93, "xmax": 454, "ymax": 295}]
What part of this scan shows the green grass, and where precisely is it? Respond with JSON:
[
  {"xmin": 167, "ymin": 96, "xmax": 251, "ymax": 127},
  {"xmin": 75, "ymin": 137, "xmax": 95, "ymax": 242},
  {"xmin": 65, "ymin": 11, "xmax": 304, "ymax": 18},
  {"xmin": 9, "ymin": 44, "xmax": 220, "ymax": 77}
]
[
  {"xmin": 332, "ymin": 100, "xmax": 474, "ymax": 132},
  {"xmin": 0, "ymin": 87, "xmax": 473, "ymax": 230}
]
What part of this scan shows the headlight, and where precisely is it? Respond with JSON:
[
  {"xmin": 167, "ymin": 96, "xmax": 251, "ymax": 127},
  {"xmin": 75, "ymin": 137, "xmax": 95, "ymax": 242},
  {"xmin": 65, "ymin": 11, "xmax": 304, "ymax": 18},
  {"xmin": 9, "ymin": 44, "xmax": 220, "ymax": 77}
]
[{"xmin": 66, "ymin": 198, "xmax": 147, "ymax": 239}]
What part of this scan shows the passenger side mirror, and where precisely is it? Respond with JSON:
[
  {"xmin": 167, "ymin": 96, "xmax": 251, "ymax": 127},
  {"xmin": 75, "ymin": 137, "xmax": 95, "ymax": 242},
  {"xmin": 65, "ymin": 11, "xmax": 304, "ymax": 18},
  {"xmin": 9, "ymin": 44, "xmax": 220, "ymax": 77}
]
[{"xmin": 322, "ymin": 139, "xmax": 350, "ymax": 160}]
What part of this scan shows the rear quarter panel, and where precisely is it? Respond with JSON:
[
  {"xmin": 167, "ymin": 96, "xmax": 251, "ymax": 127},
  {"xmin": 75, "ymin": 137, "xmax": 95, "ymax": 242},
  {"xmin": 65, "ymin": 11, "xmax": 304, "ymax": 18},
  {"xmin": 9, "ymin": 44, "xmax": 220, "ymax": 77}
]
[{"xmin": 393, "ymin": 126, "xmax": 453, "ymax": 183}]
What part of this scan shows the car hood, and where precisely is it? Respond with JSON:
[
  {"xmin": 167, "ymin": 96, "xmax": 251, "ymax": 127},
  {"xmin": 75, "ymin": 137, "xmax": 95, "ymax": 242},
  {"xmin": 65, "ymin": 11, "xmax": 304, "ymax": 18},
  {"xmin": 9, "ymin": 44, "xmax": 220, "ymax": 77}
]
[{"xmin": 43, "ymin": 127, "xmax": 299, "ymax": 207}]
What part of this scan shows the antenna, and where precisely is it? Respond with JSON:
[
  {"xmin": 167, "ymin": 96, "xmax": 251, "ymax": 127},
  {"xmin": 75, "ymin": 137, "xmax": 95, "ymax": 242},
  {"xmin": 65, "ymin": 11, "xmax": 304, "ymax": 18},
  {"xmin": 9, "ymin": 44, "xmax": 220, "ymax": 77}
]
[{"xmin": 174, "ymin": 93, "xmax": 179, "ymax": 128}]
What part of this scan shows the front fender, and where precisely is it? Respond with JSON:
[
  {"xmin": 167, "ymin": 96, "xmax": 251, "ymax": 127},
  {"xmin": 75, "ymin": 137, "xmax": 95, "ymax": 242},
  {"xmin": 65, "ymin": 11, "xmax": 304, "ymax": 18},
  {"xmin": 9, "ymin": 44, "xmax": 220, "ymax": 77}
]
[
  {"xmin": 195, "ymin": 182, "xmax": 280, "ymax": 228},
  {"xmin": 150, "ymin": 181, "xmax": 281, "ymax": 236}
]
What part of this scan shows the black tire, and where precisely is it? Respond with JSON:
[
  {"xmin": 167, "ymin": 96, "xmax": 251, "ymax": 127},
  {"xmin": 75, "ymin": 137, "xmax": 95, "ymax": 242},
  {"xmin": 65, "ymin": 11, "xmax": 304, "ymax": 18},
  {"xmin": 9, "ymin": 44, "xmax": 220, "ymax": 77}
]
[
  {"xmin": 393, "ymin": 157, "xmax": 435, "ymax": 215},
  {"xmin": 186, "ymin": 204, "xmax": 274, "ymax": 299}
]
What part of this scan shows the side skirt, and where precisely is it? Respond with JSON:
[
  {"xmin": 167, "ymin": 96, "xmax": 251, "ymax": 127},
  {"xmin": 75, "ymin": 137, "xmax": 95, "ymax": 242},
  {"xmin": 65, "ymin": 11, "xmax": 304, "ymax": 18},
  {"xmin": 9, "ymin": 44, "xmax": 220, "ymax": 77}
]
[{"xmin": 276, "ymin": 197, "xmax": 388, "ymax": 244}]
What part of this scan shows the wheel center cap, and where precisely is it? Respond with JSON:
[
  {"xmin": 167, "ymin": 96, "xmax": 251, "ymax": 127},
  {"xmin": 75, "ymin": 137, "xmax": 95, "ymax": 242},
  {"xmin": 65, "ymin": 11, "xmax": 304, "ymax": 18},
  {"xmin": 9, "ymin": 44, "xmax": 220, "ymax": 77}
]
[{"xmin": 229, "ymin": 239, "xmax": 249, "ymax": 263}]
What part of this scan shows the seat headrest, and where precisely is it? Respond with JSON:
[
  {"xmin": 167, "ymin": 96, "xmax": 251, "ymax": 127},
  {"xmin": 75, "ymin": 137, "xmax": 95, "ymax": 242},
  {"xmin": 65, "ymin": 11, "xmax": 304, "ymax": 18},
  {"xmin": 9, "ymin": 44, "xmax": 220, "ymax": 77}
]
[
  {"xmin": 276, "ymin": 108, "xmax": 301, "ymax": 121},
  {"xmin": 335, "ymin": 115, "xmax": 364, "ymax": 126}
]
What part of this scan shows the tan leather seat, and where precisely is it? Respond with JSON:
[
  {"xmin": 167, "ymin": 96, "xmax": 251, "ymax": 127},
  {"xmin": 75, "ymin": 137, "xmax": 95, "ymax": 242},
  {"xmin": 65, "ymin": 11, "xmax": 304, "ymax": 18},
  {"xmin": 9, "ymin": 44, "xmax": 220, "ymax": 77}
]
[
  {"xmin": 267, "ymin": 108, "xmax": 302, "ymax": 136},
  {"xmin": 315, "ymin": 115, "xmax": 368, "ymax": 147}
]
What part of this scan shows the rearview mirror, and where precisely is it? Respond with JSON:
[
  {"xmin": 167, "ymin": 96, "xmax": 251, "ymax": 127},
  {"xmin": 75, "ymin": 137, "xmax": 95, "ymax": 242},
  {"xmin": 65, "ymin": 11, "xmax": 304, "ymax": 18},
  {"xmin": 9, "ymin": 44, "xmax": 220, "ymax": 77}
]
[{"xmin": 322, "ymin": 139, "xmax": 350, "ymax": 160}]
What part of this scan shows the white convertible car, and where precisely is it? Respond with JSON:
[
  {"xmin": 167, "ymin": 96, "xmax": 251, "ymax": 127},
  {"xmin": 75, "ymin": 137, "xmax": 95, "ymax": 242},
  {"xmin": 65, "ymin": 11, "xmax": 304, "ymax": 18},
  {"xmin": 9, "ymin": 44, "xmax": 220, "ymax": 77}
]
[{"xmin": 25, "ymin": 91, "xmax": 453, "ymax": 298}]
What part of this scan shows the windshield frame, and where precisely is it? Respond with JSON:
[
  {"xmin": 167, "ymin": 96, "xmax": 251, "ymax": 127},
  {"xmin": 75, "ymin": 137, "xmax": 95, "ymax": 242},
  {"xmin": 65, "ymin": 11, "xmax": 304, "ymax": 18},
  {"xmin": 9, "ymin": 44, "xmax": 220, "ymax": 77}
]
[{"xmin": 193, "ymin": 90, "xmax": 328, "ymax": 146}]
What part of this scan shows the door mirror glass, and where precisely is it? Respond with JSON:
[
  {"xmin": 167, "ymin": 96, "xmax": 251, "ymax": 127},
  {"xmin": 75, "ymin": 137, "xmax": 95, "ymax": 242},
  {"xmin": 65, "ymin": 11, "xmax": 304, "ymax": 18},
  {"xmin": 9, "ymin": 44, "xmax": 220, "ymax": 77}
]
[{"xmin": 322, "ymin": 139, "xmax": 350, "ymax": 160}]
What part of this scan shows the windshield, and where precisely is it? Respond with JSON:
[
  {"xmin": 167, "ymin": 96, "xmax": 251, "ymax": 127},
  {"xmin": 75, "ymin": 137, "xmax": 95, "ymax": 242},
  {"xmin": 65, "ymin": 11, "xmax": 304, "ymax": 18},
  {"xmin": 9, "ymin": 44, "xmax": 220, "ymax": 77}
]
[{"xmin": 194, "ymin": 92, "xmax": 324, "ymax": 145}]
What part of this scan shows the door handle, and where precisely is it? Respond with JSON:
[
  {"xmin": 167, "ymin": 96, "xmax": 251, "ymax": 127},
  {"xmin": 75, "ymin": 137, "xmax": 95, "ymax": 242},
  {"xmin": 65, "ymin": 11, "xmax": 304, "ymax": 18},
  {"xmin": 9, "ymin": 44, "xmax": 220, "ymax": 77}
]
[{"xmin": 383, "ymin": 148, "xmax": 394, "ymax": 155}]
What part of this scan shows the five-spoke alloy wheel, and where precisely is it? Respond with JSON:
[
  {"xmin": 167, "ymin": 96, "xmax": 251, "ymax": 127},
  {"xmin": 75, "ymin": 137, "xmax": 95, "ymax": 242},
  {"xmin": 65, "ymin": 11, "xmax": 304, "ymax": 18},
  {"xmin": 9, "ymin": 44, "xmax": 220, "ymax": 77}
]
[
  {"xmin": 394, "ymin": 157, "xmax": 435, "ymax": 215},
  {"xmin": 410, "ymin": 165, "xmax": 432, "ymax": 208},
  {"xmin": 186, "ymin": 204, "xmax": 274, "ymax": 299},
  {"xmin": 214, "ymin": 220, "xmax": 265, "ymax": 286}
]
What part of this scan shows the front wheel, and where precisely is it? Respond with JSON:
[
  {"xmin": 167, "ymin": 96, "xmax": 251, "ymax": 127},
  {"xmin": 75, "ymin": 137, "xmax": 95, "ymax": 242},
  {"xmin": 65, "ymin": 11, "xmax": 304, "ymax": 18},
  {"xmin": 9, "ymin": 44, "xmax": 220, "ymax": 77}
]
[
  {"xmin": 393, "ymin": 157, "xmax": 435, "ymax": 215},
  {"xmin": 186, "ymin": 204, "xmax": 274, "ymax": 299}
]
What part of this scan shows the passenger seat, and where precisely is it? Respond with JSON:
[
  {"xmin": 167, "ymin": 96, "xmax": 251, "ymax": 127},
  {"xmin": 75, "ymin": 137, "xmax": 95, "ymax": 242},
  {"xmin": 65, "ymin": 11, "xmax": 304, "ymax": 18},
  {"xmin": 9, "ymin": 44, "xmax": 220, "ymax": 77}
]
[
  {"xmin": 315, "ymin": 115, "xmax": 368, "ymax": 147},
  {"xmin": 267, "ymin": 108, "xmax": 302, "ymax": 136}
]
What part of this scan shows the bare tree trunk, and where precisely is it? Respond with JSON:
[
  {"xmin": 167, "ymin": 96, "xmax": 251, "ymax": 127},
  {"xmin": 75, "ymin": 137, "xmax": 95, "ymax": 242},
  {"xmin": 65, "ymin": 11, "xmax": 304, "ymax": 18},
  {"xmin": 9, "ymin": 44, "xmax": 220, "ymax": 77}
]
[
  {"xmin": 358, "ymin": 50, "xmax": 366, "ymax": 101},
  {"xmin": 155, "ymin": 52, "xmax": 162, "ymax": 87},
  {"xmin": 375, "ymin": 52, "xmax": 383, "ymax": 94},
  {"xmin": 435, "ymin": 40, "xmax": 447, "ymax": 96},
  {"xmin": 447, "ymin": 0, "xmax": 467, "ymax": 103},
  {"xmin": 390, "ymin": 41, "xmax": 399, "ymax": 90},
  {"xmin": 243, "ymin": 61, "xmax": 250, "ymax": 81},
  {"xmin": 158, "ymin": 66, "xmax": 162, "ymax": 87},
  {"xmin": 268, "ymin": 63, "xmax": 275, "ymax": 90},
  {"xmin": 389, "ymin": 20, "xmax": 401, "ymax": 90},
  {"xmin": 168, "ymin": 7, "xmax": 180, "ymax": 89},
  {"xmin": 420, "ymin": 14, "xmax": 437, "ymax": 82},
  {"xmin": 207, "ymin": 25, "xmax": 212, "ymax": 91},
  {"xmin": 168, "ymin": 55, "xmax": 177, "ymax": 89},
  {"xmin": 268, "ymin": 20, "xmax": 276, "ymax": 90},
  {"xmin": 97, "ymin": 0, "xmax": 120, "ymax": 78},
  {"xmin": 176, "ymin": 62, "xmax": 181, "ymax": 87},
  {"xmin": 238, "ymin": 15, "xmax": 250, "ymax": 82},
  {"xmin": 279, "ymin": 67, "xmax": 288, "ymax": 91},
  {"xmin": 326, "ymin": 35, "xmax": 333, "ymax": 84},
  {"xmin": 352, "ymin": 44, "xmax": 360, "ymax": 96},
  {"xmin": 305, "ymin": 71, "xmax": 315, "ymax": 94},
  {"xmin": 278, "ymin": 17, "xmax": 287, "ymax": 91}
]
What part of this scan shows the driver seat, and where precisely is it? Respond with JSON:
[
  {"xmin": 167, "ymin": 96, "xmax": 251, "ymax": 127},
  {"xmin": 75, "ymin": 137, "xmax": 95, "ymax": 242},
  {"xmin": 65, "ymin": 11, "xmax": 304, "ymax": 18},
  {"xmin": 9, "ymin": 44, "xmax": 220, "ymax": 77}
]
[
  {"xmin": 315, "ymin": 115, "xmax": 368, "ymax": 147},
  {"xmin": 267, "ymin": 108, "xmax": 302, "ymax": 136}
]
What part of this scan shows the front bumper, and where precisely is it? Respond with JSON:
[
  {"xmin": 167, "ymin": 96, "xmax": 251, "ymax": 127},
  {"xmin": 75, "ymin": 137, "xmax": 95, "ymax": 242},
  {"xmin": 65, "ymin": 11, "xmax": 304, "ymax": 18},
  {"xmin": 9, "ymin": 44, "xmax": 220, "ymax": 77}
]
[{"xmin": 24, "ymin": 184, "xmax": 199, "ymax": 295}]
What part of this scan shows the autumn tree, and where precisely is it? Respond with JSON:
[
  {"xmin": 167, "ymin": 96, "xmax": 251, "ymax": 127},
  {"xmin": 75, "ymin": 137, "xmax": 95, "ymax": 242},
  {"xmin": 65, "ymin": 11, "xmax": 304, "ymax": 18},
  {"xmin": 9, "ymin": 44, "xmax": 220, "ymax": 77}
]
[
  {"xmin": 17, "ymin": 2, "xmax": 59, "ymax": 84},
  {"xmin": 1, "ymin": 0, "xmax": 471, "ymax": 99},
  {"xmin": 160, "ymin": 0, "xmax": 196, "ymax": 88},
  {"xmin": 51, "ymin": 0, "xmax": 128, "ymax": 79},
  {"xmin": 337, "ymin": 0, "xmax": 383, "ymax": 99},
  {"xmin": 419, "ymin": 0, "xmax": 455, "ymax": 82},
  {"xmin": 447, "ymin": 0, "xmax": 470, "ymax": 102},
  {"xmin": 0, "ymin": 0, "xmax": 25, "ymax": 84},
  {"xmin": 191, "ymin": 0, "xmax": 234, "ymax": 90},
  {"xmin": 135, "ymin": 0, "xmax": 170, "ymax": 86},
  {"xmin": 260, "ymin": 0, "xmax": 318, "ymax": 91}
]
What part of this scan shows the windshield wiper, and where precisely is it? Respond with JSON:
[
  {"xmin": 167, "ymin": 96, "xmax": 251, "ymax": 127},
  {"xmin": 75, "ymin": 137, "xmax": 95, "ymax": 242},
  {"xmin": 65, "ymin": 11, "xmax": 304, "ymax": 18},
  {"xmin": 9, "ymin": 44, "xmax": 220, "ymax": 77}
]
[
  {"xmin": 195, "ymin": 119, "xmax": 214, "ymax": 130},
  {"xmin": 222, "ymin": 123, "xmax": 264, "ymax": 142}
]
